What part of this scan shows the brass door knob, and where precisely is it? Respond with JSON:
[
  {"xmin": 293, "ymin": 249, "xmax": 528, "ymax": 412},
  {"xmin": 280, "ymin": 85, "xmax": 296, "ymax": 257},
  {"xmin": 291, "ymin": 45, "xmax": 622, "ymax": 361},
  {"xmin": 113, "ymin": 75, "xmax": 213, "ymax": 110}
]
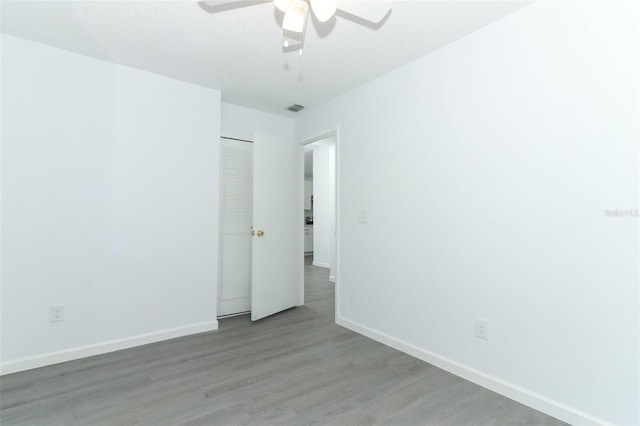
[{"xmin": 256, "ymin": 230, "xmax": 264, "ymax": 237}]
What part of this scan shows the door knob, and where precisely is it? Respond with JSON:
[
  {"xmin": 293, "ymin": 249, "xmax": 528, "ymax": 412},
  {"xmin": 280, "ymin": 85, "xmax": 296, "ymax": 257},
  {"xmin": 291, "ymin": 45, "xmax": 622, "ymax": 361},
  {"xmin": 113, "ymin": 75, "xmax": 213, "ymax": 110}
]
[{"xmin": 256, "ymin": 230, "xmax": 264, "ymax": 237}]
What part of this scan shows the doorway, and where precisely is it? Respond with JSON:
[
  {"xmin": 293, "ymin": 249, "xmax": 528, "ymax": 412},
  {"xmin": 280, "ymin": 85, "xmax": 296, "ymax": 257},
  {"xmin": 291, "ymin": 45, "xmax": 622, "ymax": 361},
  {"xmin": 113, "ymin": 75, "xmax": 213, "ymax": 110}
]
[
  {"xmin": 299, "ymin": 131, "xmax": 338, "ymax": 314},
  {"xmin": 218, "ymin": 132, "xmax": 301, "ymax": 321},
  {"xmin": 217, "ymin": 130, "xmax": 337, "ymax": 321}
]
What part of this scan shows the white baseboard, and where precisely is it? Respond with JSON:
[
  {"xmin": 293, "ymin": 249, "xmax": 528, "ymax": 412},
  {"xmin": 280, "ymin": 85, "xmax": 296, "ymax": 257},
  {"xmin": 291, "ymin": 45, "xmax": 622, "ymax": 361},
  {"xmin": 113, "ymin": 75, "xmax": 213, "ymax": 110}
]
[
  {"xmin": 312, "ymin": 261, "xmax": 330, "ymax": 268},
  {"xmin": 1, "ymin": 320, "xmax": 218, "ymax": 375},
  {"xmin": 336, "ymin": 317, "xmax": 609, "ymax": 426},
  {"xmin": 329, "ymin": 275, "xmax": 336, "ymax": 283}
]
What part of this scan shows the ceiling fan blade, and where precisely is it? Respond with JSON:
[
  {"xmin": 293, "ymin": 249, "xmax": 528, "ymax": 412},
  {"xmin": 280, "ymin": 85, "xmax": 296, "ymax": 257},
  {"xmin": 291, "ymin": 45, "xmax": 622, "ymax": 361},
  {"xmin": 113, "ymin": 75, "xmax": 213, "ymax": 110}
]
[
  {"xmin": 335, "ymin": 0, "xmax": 391, "ymax": 24},
  {"xmin": 200, "ymin": 0, "xmax": 269, "ymax": 12}
]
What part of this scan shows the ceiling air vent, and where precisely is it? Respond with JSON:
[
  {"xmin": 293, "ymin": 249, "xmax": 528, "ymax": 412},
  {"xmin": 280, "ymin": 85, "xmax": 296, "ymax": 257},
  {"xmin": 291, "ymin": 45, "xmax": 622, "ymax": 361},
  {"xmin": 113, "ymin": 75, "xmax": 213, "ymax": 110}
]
[{"xmin": 286, "ymin": 104, "xmax": 304, "ymax": 112}]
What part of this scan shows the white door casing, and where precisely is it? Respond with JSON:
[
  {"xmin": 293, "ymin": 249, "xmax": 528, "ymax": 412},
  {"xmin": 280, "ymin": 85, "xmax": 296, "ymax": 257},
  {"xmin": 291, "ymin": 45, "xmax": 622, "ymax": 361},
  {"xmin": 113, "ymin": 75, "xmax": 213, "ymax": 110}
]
[{"xmin": 251, "ymin": 131, "xmax": 301, "ymax": 321}]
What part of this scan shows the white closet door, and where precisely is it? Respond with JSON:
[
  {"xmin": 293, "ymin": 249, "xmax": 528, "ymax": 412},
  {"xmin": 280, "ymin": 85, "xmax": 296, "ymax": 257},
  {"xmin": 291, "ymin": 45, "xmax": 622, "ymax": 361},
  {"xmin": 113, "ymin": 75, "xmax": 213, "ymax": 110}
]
[{"xmin": 218, "ymin": 138, "xmax": 252, "ymax": 317}]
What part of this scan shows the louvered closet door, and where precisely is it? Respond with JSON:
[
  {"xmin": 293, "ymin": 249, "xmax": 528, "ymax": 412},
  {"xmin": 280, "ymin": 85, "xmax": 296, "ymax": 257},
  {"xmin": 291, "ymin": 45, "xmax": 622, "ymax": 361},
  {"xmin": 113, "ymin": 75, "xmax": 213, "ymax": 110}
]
[{"xmin": 218, "ymin": 138, "xmax": 252, "ymax": 317}]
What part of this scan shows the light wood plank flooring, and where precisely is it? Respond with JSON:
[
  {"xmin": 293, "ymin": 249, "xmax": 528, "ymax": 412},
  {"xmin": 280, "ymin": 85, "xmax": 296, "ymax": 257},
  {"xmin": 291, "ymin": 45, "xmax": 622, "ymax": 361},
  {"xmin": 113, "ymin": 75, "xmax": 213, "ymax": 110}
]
[{"xmin": 1, "ymin": 257, "xmax": 566, "ymax": 425}]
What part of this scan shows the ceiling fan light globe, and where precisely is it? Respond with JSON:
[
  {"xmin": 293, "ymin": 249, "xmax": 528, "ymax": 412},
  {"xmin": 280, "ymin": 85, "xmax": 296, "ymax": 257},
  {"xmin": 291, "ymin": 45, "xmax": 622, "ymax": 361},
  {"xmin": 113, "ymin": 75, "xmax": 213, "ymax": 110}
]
[
  {"xmin": 310, "ymin": 0, "xmax": 336, "ymax": 22},
  {"xmin": 274, "ymin": 0, "xmax": 297, "ymax": 13},
  {"xmin": 282, "ymin": 5, "xmax": 306, "ymax": 33}
]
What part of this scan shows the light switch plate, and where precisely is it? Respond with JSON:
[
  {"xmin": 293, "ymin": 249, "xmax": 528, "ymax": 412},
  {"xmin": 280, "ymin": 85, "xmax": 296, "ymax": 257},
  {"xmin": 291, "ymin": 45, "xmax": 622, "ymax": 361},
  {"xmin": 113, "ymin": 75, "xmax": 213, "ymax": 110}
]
[
  {"xmin": 50, "ymin": 305, "xmax": 65, "ymax": 322},
  {"xmin": 358, "ymin": 209, "xmax": 368, "ymax": 223}
]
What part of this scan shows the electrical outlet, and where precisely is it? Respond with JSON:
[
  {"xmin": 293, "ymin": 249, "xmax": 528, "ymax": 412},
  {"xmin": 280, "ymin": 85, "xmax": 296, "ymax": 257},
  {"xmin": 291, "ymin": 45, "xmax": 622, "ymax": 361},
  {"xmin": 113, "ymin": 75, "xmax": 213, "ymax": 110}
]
[
  {"xmin": 475, "ymin": 318, "xmax": 488, "ymax": 340},
  {"xmin": 50, "ymin": 305, "xmax": 65, "ymax": 322}
]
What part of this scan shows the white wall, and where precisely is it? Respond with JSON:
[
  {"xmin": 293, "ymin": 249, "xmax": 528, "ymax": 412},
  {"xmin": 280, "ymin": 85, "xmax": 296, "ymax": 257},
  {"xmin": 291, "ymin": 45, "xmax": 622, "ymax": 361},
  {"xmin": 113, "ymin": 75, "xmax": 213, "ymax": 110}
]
[
  {"xmin": 312, "ymin": 144, "xmax": 331, "ymax": 268},
  {"xmin": 295, "ymin": 3, "xmax": 639, "ymax": 425},
  {"xmin": 221, "ymin": 102, "xmax": 294, "ymax": 142},
  {"xmin": 310, "ymin": 141, "xmax": 336, "ymax": 276},
  {"xmin": 1, "ymin": 35, "xmax": 222, "ymax": 371}
]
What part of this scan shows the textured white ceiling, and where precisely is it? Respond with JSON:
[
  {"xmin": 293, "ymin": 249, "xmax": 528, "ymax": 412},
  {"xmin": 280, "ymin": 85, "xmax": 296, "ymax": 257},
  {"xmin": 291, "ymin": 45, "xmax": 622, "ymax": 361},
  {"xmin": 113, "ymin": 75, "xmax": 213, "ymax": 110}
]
[{"xmin": 1, "ymin": 0, "xmax": 528, "ymax": 116}]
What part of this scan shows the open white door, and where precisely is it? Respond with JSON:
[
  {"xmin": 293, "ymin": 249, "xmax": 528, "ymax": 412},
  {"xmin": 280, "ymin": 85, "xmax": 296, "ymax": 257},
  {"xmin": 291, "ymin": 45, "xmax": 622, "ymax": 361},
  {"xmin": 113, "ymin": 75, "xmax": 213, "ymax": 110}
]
[{"xmin": 251, "ymin": 131, "xmax": 301, "ymax": 321}]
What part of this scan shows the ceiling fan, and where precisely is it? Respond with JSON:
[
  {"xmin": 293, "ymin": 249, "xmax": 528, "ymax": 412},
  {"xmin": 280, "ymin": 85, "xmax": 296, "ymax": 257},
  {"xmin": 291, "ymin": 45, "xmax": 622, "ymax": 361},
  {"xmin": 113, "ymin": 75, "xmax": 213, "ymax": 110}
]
[{"xmin": 201, "ymin": 0, "xmax": 392, "ymax": 54}]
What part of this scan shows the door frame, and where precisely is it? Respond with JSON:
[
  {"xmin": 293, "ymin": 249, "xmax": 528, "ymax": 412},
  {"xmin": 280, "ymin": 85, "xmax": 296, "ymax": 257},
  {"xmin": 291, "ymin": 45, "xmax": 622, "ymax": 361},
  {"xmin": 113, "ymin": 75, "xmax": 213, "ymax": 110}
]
[{"xmin": 297, "ymin": 126, "xmax": 340, "ymax": 322}]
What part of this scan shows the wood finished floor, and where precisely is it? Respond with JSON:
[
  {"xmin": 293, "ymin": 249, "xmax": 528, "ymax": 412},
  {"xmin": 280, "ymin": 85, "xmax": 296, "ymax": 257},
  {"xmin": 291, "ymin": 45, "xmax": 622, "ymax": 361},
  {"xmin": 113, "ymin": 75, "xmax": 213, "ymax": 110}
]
[{"xmin": 1, "ymin": 257, "xmax": 566, "ymax": 426}]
